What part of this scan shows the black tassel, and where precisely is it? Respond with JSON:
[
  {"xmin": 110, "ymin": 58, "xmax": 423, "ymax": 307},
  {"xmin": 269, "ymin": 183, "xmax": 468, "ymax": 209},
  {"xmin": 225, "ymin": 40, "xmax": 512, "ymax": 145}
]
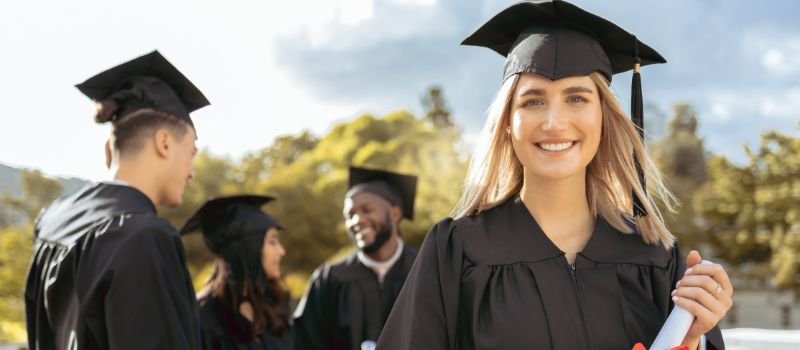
[{"xmin": 631, "ymin": 40, "xmax": 647, "ymax": 217}]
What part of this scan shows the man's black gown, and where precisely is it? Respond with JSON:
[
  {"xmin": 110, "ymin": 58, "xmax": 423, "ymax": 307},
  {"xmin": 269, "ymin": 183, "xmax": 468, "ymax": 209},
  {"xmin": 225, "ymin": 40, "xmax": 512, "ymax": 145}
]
[
  {"xmin": 24, "ymin": 183, "xmax": 201, "ymax": 350},
  {"xmin": 292, "ymin": 245, "xmax": 417, "ymax": 350}
]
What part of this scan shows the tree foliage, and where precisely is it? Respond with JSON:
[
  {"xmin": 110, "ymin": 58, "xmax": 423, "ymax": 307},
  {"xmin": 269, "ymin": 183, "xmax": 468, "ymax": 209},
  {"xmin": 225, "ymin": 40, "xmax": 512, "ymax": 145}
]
[
  {"xmin": 0, "ymin": 225, "xmax": 32, "ymax": 342},
  {"xmin": 421, "ymin": 85, "xmax": 454, "ymax": 130},
  {"xmin": 2, "ymin": 170, "xmax": 63, "ymax": 225},
  {"xmin": 652, "ymin": 104, "xmax": 709, "ymax": 249},
  {"xmin": 694, "ymin": 131, "xmax": 800, "ymax": 289}
]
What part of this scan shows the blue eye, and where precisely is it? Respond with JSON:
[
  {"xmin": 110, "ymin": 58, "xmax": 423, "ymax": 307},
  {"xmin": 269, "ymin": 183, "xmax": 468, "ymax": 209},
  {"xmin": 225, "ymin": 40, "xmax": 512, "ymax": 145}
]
[
  {"xmin": 566, "ymin": 95, "xmax": 588, "ymax": 104},
  {"xmin": 523, "ymin": 99, "xmax": 544, "ymax": 107}
]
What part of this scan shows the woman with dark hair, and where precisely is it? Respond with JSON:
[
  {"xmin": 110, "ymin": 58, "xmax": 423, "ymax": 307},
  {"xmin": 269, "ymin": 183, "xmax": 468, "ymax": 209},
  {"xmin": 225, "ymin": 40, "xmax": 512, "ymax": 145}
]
[{"xmin": 182, "ymin": 195, "xmax": 291, "ymax": 350}]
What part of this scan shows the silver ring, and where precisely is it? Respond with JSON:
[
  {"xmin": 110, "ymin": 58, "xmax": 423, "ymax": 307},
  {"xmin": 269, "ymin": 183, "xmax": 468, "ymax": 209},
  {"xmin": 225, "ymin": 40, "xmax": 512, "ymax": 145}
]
[{"xmin": 710, "ymin": 283, "xmax": 723, "ymax": 296}]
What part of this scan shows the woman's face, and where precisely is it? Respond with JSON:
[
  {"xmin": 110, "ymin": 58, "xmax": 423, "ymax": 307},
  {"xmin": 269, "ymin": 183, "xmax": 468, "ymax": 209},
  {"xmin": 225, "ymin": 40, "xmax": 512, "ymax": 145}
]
[
  {"xmin": 261, "ymin": 227, "xmax": 285, "ymax": 279},
  {"xmin": 508, "ymin": 73, "xmax": 603, "ymax": 182}
]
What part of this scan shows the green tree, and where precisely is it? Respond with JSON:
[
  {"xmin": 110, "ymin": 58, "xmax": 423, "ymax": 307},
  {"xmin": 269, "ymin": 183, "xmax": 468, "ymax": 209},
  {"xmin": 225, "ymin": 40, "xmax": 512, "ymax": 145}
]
[
  {"xmin": 421, "ymin": 85, "xmax": 454, "ymax": 130},
  {"xmin": 695, "ymin": 131, "xmax": 800, "ymax": 289},
  {"xmin": 236, "ymin": 131, "xmax": 319, "ymax": 191},
  {"xmin": 0, "ymin": 225, "xmax": 33, "ymax": 342},
  {"xmin": 2, "ymin": 170, "xmax": 63, "ymax": 225},
  {"xmin": 0, "ymin": 204, "xmax": 11, "ymax": 229},
  {"xmin": 652, "ymin": 103, "xmax": 709, "ymax": 249}
]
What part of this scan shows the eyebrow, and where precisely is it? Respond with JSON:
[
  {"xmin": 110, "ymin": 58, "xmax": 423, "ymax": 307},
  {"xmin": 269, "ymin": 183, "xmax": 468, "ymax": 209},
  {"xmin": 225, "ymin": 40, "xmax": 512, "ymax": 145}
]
[
  {"xmin": 563, "ymin": 86, "xmax": 594, "ymax": 94},
  {"xmin": 344, "ymin": 201, "xmax": 373, "ymax": 216},
  {"xmin": 518, "ymin": 86, "xmax": 594, "ymax": 97},
  {"xmin": 519, "ymin": 88, "xmax": 546, "ymax": 97}
]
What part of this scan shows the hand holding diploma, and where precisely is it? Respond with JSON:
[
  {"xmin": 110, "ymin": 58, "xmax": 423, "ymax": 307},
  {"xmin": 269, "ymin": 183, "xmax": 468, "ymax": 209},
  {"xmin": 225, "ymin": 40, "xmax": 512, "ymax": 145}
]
[{"xmin": 671, "ymin": 250, "xmax": 734, "ymax": 349}]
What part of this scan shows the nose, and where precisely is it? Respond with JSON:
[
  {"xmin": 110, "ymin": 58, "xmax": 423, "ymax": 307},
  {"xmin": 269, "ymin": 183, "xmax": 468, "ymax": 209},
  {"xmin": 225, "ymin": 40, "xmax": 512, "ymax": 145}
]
[
  {"xmin": 188, "ymin": 168, "xmax": 196, "ymax": 182},
  {"xmin": 542, "ymin": 104, "xmax": 568, "ymax": 132},
  {"xmin": 278, "ymin": 243, "xmax": 286, "ymax": 258}
]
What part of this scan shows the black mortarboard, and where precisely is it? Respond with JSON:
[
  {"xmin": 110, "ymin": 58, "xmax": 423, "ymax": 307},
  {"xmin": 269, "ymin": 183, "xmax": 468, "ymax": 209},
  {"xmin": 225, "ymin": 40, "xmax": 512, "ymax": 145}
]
[
  {"xmin": 462, "ymin": 0, "xmax": 663, "ymax": 217},
  {"xmin": 180, "ymin": 195, "xmax": 283, "ymax": 254},
  {"xmin": 346, "ymin": 167, "xmax": 418, "ymax": 220},
  {"xmin": 461, "ymin": 0, "xmax": 665, "ymax": 82},
  {"xmin": 76, "ymin": 50, "xmax": 209, "ymax": 126}
]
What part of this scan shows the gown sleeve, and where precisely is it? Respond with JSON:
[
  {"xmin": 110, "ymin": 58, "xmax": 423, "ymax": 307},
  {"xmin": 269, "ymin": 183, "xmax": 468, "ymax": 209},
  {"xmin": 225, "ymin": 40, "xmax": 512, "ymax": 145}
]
[
  {"xmin": 24, "ymin": 240, "xmax": 55, "ymax": 350},
  {"xmin": 292, "ymin": 265, "xmax": 330, "ymax": 350},
  {"xmin": 103, "ymin": 220, "xmax": 201, "ymax": 350},
  {"xmin": 669, "ymin": 244, "xmax": 725, "ymax": 350},
  {"xmin": 377, "ymin": 218, "xmax": 462, "ymax": 350}
]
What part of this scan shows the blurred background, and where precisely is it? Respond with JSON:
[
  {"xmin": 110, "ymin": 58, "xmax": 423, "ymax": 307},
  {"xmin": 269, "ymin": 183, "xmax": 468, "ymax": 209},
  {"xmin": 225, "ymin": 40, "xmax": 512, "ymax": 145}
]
[{"xmin": 1, "ymin": 0, "xmax": 798, "ymax": 348}]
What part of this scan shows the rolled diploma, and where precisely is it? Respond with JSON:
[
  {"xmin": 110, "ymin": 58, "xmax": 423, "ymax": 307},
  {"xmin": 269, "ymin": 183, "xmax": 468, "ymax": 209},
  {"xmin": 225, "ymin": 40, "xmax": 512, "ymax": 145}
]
[{"xmin": 649, "ymin": 260, "xmax": 713, "ymax": 350}]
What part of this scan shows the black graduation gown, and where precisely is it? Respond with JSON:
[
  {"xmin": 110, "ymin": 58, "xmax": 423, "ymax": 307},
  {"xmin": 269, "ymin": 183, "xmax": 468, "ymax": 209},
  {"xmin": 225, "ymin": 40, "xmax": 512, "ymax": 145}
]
[
  {"xmin": 198, "ymin": 296, "xmax": 291, "ymax": 350},
  {"xmin": 292, "ymin": 245, "xmax": 417, "ymax": 350},
  {"xmin": 377, "ymin": 196, "xmax": 725, "ymax": 350},
  {"xmin": 24, "ymin": 183, "xmax": 202, "ymax": 350}
]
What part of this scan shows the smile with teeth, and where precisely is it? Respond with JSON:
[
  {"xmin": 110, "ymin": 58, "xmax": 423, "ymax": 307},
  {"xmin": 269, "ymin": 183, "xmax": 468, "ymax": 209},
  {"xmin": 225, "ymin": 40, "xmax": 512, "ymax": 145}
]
[
  {"xmin": 355, "ymin": 228, "xmax": 374, "ymax": 240},
  {"xmin": 536, "ymin": 141, "xmax": 575, "ymax": 152}
]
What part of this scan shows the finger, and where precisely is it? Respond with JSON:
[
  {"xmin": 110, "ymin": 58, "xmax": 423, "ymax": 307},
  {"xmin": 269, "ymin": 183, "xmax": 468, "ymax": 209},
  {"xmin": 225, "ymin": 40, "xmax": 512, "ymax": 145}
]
[
  {"xmin": 676, "ymin": 275, "xmax": 735, "ymax": 310},
  {"xmin": 672, "ymin": 286, "xmax": 727, "ymax": 316},
  {"xmin": 683, "ymin": 263, "xmax": 734, "ymax": 296},
  {"xmin": 675, "ymin": 275, "xmax": 718, "ymax": 293},
  {"xmin": 673, "ymin": 295, "xmax": 721, "ymax": 332},
  {"xmin": 686, "ymin": 250, "xmax": 702, "ymax": 268}
]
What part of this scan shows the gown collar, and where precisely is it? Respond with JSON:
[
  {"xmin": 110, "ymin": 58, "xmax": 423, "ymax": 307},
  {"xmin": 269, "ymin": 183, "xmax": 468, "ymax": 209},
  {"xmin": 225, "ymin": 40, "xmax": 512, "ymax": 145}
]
[{"xmin": 508, "ymin": 195, "xmax": 671, "ymax": 267}]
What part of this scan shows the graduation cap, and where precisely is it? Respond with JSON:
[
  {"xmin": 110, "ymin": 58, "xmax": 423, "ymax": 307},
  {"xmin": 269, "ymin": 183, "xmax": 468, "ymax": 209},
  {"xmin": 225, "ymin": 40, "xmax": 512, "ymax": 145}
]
[
  {"xmin": 76, "ymin": 50, "xmax": 210, "ymax": 127},
  {"xmin": 462, "ymin": 0, "xmax": 664, "ymax": 217},
  {"xmin": 180, "ymin": 195, "xmax": 283, "ymax": 254},
  {"xmin": 346, "ymin": 167, "xmax": 418, "ymax": 220}
]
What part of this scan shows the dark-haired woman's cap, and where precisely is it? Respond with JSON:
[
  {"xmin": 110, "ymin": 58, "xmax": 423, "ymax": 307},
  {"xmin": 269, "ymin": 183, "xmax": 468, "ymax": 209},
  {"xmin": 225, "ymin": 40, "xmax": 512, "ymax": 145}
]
[
  {"xmin": 180, "ymin": 195, "xmax": 282, "ymax": 254},
  {"xmin": 76, "ymin": 50, "xmax": 210, "ymax": 126}
]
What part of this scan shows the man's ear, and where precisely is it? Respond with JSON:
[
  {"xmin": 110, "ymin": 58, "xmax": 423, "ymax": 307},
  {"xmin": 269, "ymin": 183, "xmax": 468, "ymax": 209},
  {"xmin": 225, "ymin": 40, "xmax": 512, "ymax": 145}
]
[
  {"xmin": 104, "ymin": 139, "xmax": 112, "ymax": 169},
  {"xmin": 390, "ymin": 205, "xmax": 402, "ymax": 225},
  {"xmin": 154, "ymin": 129, "xmax": 171, "ymax": 158}
]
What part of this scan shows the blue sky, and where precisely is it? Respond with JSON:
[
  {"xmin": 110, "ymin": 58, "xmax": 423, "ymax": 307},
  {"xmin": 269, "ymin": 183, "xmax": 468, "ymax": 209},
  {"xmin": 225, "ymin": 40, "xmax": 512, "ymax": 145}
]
[{"xmin": 1, "ymin": 0, "xmax": 798, "ymax": 181}]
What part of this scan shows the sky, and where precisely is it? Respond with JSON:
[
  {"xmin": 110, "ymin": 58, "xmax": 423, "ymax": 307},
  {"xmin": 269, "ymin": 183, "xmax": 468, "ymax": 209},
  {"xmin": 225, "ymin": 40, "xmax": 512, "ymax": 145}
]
[{"xmin": 1, "ymin": 0, "xmax": 798, "ymax": 181}]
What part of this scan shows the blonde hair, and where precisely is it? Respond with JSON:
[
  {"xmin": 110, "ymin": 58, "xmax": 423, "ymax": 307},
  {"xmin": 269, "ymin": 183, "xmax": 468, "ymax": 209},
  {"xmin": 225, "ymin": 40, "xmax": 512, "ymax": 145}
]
[{"xmin": 452, "ymin": 72, "xmax": 676, "ymax": 248}]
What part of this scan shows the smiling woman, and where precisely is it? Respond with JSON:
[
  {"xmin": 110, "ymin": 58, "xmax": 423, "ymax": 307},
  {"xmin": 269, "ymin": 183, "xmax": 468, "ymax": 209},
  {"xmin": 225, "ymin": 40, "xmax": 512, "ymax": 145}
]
[{"xmin": 377, "ymin": 1, "xmax": 733, "ymax": 349}]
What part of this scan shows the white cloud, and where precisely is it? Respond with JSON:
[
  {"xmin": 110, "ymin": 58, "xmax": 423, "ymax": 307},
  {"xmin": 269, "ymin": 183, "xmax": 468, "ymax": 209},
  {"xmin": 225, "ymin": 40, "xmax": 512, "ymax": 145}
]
[
  {"xmin": 742, "ymin": 28, "xmax": 800, "ymax": 76},
  {"xmin": 337, "ymin": 0, "xmax": 375, "ymax": 26},
  {"xmin": 390, "ymin": 0, "xmax": 437, "ymax": 6},
  {"xmin": 758, "ymin": 88, "xmax": 800, "ymax": 119},
  {"xmin": 710, "ymin": 103, "xmax": 731, "ymax": 121},
  {"xmin": 702, "ymin": 88, "xmax": 800, "ymax": 122},
  {"xmin": 279, "ymin": 0, "xmax": 460, "ymax": 50}
]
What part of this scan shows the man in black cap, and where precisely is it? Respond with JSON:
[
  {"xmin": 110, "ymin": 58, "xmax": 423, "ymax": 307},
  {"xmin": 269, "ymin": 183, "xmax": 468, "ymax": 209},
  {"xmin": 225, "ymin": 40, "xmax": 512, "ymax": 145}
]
[
  {"xmin": 292, "ymin": 166, "xmax": 419, "ymax": 350},
  {"xmin": 24, "ymin": 50, "xmax": 208, "ymax": 350}
]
